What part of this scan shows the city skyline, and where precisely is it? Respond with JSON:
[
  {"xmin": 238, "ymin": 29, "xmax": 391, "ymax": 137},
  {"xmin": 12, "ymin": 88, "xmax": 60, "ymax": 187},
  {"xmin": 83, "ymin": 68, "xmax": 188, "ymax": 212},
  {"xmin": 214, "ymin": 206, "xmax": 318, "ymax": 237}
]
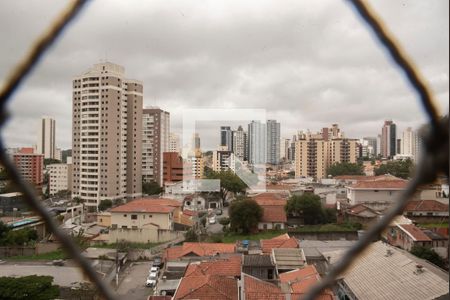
[{"xmin": 1, "ymin": 1, "xmax": 448, "ymax": 149}]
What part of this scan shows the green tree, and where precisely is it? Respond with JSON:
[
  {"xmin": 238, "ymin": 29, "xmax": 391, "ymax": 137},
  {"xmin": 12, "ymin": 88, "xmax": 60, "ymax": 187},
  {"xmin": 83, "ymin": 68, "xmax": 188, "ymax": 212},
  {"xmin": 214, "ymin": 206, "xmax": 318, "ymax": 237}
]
[
  {"xmin": 98, "ymin": 199, "xmax": 113, "ymax": 211},
  {"xmin": 0, "ymin": 224, "xmax": 38, "ymax": 246},
  {"xmin": 206, "ymin": 170, "xmax": 247, "ymax": 205},
  {"xmin": 327, "ymin": 162, "xmax": 364, "ymax": 177},
  {"xmin": 229, "ymin": 198, "xmax": 263, "ymax": 234},
  {"xmin": 410, "ymin": 246, "xmax": 447, "ymax": 269},
  {"xmin": 142, "ymin": 181, "xmax": 163, "ymax": 195},
  {"xmin": 44, "ymin": 158, "xmax": 61, "ymax": 166},
  {"xmin": 0, "ymin": 275, "xmax": 59, "ymax": 300},
  {"xmin": 374, "ymin": 159, "xmax": 414, "ymax": 179},
  {"xmin": 218, "ymin": 217, "xmax": 230, "ymax": 226},
  {"xmin": 285, "ymin": 194, "xmax": 324, "ymax": 225},
  {"xmin": 184, "ymin": 229, "xmax": 199, "ymax": 242}
]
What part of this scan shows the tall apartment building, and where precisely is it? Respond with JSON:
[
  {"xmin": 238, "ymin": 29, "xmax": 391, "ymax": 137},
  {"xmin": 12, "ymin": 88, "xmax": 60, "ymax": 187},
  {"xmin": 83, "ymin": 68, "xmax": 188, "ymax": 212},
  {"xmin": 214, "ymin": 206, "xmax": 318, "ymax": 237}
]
[
  {"xmin": 169, "ymin": 133, "xmax": 180, "ymax": 154},
  {"xmin": 401, "ymin": 127, "xmax": 423, "ymax": 161},
  {"xmin": 185, "ymin": 149, "xmax": 205, "ymax": 179},
  {"xmin": 248, "ymin": 121, "xmax": 266, "ymax": 165},
  {"xmin": 381, "ymin": 120, "xmax": 396, "ymax": 158},
  {"xmin": 163, "ymin": 152, "xmax": 183, "ymax": 183},
  {"xmin": 363, "ymin": 137, "xmax": 377, "ymax": 157},
  {"xmin": 48, "ymin": 163, "xmax": 72, "ymax": 195},
  {"xmin": 212, "ymin": 147, "xmax": 235, "ymax": 172},
  {"xmin": 13, "ymin": 147, "xmax": 44, "ymax": 187},
  {"xmin": 266, "ymin": 120, "xmax": 280, "ymax": 165},
  {"xmin": 193, "ymin": 133, "xmax": 201, "ymax": 150},
  {"xmin": 71, "ymin": 62, "xmax": 142, "ymax": 208},
  {"xmin": 220, "ymin": 126, "xmax": 233, "ymax": 151},
  {"xmin": 232, "ymin": 126, "xmax": 247, "ymax": 161},
  {"xmin": 36, "ymin": 117, "xmax": 56, "ymax": 159},
  {"xmin": 295, "ymin": 134, "xmax": 358, "ymax": 179},
  {"xmin": 142, "ymin": 107, "xmax": 170, "ymax": 186}
]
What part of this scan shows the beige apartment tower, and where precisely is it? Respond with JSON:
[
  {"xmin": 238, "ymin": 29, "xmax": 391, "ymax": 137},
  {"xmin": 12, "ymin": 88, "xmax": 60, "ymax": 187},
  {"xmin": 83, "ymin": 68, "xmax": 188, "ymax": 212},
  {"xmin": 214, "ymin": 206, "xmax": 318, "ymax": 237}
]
[
  {"xmin": 37, "ymin": 117, "xmax": 56, "ymax": 159},
  {"xmin": 295, "ymin": 136, "xmax": 357, "ymax": 180},
  {"xmin": 71, "ymin": 62, "xmax": 142, "ymax": 208}
]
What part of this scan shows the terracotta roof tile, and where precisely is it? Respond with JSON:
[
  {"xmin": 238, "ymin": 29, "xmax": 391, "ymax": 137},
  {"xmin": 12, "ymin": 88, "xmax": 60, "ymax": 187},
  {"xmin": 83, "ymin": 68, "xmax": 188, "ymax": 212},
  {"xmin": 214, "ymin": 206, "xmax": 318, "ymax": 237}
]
[
  {"xmin": 182, "ymin": 209, "xmax": 198, "ymax": 217},
  {"xmin": 252, "ymin": 193, "xmax": 288, "ymax": 206},
  {"xmin": 398, "ymin": 224, "xmax": 432, "ymax": 242},
  {"xmin": 174, "ymin": 275, "xmax": 238, "ymax": 300},
  {"xmin": 261, "ymin": 206, "xmax": 287, "ymax": 223},
  {"xmin": 279, "ymin": 266, "xmax": 334, "ymax": 299},
  {"xmin": 404, "ymin": 200, "xmax": 449, "ymax": 212},
  {"xmin": 243, "ymin": 274, "xmax": 285, "ymax": 300},
  {"xmin": 185, "ymin": 256, "xmax": 242, "ymax": 277},
  {"xmin": 110, "ymin": 199, "xmax": 177, "ymax": 214},
  {"xmin": 165, "ymin": 243, "xmax": 236, "ymax": 260},
  {"xmin": 261, "ymin": 235, "xmax": 299, "ymax": 254},
  {"xmin": 349, "ymin": 179, "xmax": 408, "ymax": 190}
]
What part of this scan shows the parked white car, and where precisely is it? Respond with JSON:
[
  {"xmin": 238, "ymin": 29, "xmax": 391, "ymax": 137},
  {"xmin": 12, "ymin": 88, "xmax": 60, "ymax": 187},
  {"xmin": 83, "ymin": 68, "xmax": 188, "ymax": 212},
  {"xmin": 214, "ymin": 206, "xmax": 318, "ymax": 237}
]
[{"xmin": 209, "ymin": 216, "xmax": 216, "ymax": 224}]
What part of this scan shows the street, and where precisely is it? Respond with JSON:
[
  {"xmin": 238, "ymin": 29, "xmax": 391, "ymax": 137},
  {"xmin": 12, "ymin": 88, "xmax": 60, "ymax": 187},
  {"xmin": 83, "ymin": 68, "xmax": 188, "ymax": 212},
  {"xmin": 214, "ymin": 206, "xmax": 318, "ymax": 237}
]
[
  {"xmin": 206, "ymin": 207, "xmax": 229, "ymax": 234},
  {"xmin": 115, "ymin": 261, "xmax": 153, "ymax": 299}
]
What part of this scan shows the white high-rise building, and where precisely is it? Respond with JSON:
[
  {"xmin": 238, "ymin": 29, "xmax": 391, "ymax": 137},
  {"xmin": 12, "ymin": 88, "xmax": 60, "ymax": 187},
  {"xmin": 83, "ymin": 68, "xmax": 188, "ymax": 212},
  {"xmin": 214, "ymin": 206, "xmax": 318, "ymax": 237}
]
[
  {"xmin": 248, "ymin": 121, "xmax": 266, "ymax": 165},
  {"xmin": 37, "ymin": 117, "xmax": 56, "ymax": 159},
  {"xmin": 232, "ymin": 126, "xmax": 247, "ymax": 161},
  {"xmin": 71, "ymin": 62, "xmax": 142, "ymax": 208},
  {"xmin": 401, "ymin": 127, "xmax": 415, "ymax": 156},
  {"xmin": 280, "ymin": 138, "xmax": 290, "ymax": 161},
  {"xmin": 142, "ymin": 107, "xmax": 170, "ymax": 185}
]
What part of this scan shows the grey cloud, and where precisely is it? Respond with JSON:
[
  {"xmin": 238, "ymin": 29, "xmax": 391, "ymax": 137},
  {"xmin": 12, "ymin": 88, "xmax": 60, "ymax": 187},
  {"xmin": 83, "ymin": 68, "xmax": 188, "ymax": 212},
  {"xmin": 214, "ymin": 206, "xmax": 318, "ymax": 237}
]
[{"xmin": 0, "ymin": 0, "xmax": 447, "ymax": 149}]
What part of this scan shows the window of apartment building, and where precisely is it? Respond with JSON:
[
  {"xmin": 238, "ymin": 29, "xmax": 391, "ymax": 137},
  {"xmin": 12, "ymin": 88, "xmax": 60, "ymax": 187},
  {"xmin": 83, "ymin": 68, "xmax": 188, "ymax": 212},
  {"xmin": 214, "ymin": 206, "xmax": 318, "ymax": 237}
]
[{"xmin": 131, "ymin": 214, "xmax": 137, "ymax": 220}]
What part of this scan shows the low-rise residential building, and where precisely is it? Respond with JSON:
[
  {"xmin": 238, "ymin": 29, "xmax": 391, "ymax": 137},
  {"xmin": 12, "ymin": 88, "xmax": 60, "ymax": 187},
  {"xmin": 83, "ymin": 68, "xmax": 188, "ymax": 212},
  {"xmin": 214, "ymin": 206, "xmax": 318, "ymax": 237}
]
[
  {"xmin": 403, "ymin": 200, "xmax": 449, "ymax": 222},
  {"xmin": 212, "ymin": 148, "xmax": 235, "ymax": 172},
  {"xmin": 184, "ymin": 256, "xmax": 241, "ymax": 278},
  {"xmin": 386, "ymin": 223, "xmax": 432, "ymax": 251},
  {"xmin": 173, "ymin": 275, "xmax": 238, "ymax": 300},
  {"xmin": 346, "ymin": 178, "xmax": 408, "ymax": 210},
  {"xmin": 0, "ymin": 192, "xmax": 28, "ymax": 214},
  {"xmin": 251, "ymin": 193, "xmax": 288, "ymax": 230},
  {"xmin": 343, "ymin": 203, "xmax": 381, "ymax": 227},
  {"xmin": 260, "ymin": 234, "xmax": 299, "ymax": 254},
  {"xmin": 164, "ymin": 242, "xmax": 236, "ymax": 261},
  {"xmin": 272, "ymin": 248, "xmax": 306, "ymax": 274},
  {"xmin": 242, "ymin": 254, "xmax": 276, "ymax": 282},
  {"xmin": 279, "ymin": 265, "xmax": 334, "ymax": 299},
  {"xmin": 110, "ymin": 198, "xmax": 181, "ymax": 230},
  {"xmin": 323, "ymin": 241, "xmax": 449, "ymax": 300}
]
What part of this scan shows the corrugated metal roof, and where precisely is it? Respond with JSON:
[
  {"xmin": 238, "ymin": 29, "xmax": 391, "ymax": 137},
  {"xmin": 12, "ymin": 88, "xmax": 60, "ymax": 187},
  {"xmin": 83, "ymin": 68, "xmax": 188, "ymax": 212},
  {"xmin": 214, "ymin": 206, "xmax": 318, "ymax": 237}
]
[{"xmin": 322, "ymin": 241, "xmax": 449, "ymax": 300}]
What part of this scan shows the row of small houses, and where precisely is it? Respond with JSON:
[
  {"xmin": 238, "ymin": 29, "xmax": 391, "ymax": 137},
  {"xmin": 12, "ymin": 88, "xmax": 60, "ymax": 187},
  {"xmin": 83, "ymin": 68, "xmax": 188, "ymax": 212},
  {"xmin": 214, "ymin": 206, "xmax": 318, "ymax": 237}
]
[{"xmin": 145, "ymin": 233, "xmax": 449, "ymax": 300}]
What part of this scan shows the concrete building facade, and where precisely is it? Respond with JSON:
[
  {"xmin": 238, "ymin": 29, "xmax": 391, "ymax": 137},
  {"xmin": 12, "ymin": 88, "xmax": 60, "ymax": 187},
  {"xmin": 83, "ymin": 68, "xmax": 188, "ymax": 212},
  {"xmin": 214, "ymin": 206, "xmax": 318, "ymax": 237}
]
[
  {"xmin": 37, "ymin": 117, "xmax": 56, "ymax": 159},
  {"xmin": 248, "ymin": 121, "xmax": 266, "ymax": 165},
  {"xmin": 142, "ymin": 107, "xmax": 170, "ymax": 186},
  {"xmin": 48, "ymin": 163, "xmax": 72, "ymax": 195},
  {"xmin": 71, "ymin": 62, "xmax": 142, "ymax": 208},
  {"xmin": 380, "ymin": 120, "xmax": 396, "ymax": 158},
  {"xmin": 266, "ymin": 120, "xmax": 280, "ymax": 165},
  {"xmin": 13, "ymin": 148, "xmax": 44, "ymax": 187},
  {"xmin": 232, "ymin": 125, "xmax": 247, "ymax": 161}
]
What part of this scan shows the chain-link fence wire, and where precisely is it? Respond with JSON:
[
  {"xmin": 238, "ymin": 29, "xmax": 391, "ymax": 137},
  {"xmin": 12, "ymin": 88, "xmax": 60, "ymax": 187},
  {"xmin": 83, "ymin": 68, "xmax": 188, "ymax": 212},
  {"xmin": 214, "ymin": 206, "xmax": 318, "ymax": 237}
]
[{"xmin": 0, "ymin": 0, "xmax": 447, "ymax": 300}]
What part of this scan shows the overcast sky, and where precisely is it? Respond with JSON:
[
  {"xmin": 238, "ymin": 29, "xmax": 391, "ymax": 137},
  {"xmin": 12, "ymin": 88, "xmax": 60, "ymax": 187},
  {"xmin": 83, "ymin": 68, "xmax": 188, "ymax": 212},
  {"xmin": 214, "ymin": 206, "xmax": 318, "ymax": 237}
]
[{"xmin": 0, "ymin": 0, "xmax": 448, "ymax": 150}]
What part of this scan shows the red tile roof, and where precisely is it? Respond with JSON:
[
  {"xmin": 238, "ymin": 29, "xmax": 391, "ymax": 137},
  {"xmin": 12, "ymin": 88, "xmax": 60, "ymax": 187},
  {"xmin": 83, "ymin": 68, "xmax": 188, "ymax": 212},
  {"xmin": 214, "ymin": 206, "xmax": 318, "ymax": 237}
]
[
  {"xmin": 164, "ymin": 243, "xmax": 236, "ymax": 260},
  {"xmin": 404, "ymin": 200, "xmax": 449, "ymax": 212},
  {"xmin": 398, "ymin": 224, "xmax": 432, "ymax": 242},
  {"xmin": 110, "ymin": 199, "xmax": 178, "ymax": 214},
  {"xmin": 261, "ymin": 234, "xmax": 299, "ymax": 254},
  {"xmin": 280, "ymin": 265, "xmax": 334, "ymax": 299},
  {"xmin": 252, "ymin": 193, "xmax": 288, "ymax": 206},
  {"xmin": 174, "ymin": 275, "xmax": 238, "ymax": 300},
  {"xmin": 182, "ymin": 209, "xmax": 198, "ymax": 217},
  {"xmin": 349, "ymin": 179, "xmax": 408, "ymax": 190},
  {"xmin": 261, "ymin": 206, "xmax": 288, "ymax": 223},
  {"xmin": 243, "ymin": 274, "xmax": 285, "ymax": 300},
  {"xmin": 184, "ymin": 256, "xmax": 242, "ymax": 278},
  {"xmin": 347, "ymin": 204, "xmax": 380, "ymax": 216}
]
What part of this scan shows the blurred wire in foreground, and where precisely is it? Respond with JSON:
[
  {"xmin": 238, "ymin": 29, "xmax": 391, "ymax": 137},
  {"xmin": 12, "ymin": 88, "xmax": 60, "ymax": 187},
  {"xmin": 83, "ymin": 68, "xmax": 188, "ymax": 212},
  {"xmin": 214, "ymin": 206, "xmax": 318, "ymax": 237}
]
[
  {"xmin": 0, "ymin": 1, "xmax": 117, "ymax": 299},
  {"xmin": 305, "ymin": 0, "xmax": 448, "ymax": 299}
]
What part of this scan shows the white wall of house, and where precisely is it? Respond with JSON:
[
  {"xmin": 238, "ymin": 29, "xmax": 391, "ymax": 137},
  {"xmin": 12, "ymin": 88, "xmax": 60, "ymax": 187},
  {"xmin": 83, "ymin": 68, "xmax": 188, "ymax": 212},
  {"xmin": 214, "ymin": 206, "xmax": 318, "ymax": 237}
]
[
  {"xmin": 347, "ymin": 189, "xmax": 403, "ymax": 205},
  {"xmin": 258, "ymin": 222, "xmax": 285, "ymax": 230},
  {"xmin": 111, "ymin": 211, "xmax": 173, "ymax": 230}
]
